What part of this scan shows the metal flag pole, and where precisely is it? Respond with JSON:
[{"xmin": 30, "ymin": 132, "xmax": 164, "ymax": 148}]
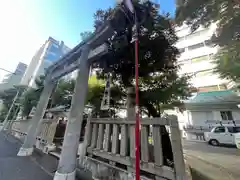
[
  {"xmin": 134, "ymin": 34, "xmax": 140, "ymax": 180},
  {"xmin": 133, "ymin": 13, "xmax": 140, "ymax": 180},
  {"xmin": 119, "ymin": 1, "xmax": 141, "ymax": 179},
  {"xmin": 119, "ymin": 0, "xmax": 141, "ymax": 179}
]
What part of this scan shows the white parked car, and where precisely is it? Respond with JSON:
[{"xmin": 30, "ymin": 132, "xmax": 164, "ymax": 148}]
[{"xmin": 204, "ymin": 125, "xmax": 240, "ymax": 146}]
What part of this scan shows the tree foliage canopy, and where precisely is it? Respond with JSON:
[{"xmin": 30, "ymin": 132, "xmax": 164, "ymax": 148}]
[
  {"xmin": 19, "ymin": 75, "xmax": 110, "ymax": 118},
  {"xmin": 176, "ymin": 0, "xmax": 240, "ymax": 82},
  {"xmin": 93, "ymin": 2, "xmax": 192, "ymax": 117},
  {"xmin": 20, "ymin": 75, "xmax": 46, "ymax": 117},
  {"xmin": 0, "ymin": 86, "xmax": 26, "ymax": 121},
  {"xmin": 80, "ymin": 31, "xmax": 93, "ymax": 41}
]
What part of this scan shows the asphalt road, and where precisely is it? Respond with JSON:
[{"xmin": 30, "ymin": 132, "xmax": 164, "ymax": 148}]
[
  {"xmin": 0, "ymin": 132, "xmax": 54, "ymax": 180},
  {"xmin": 183, "ymin": 140, "xmax": 240, "ymax": 179}
]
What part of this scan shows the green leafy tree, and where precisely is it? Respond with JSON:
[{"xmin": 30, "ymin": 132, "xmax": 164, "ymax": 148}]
[
  {"xmin": 20, "ymin": 76, "xmax": 75, "ymax": 117},
  {"xmin": 20, "ymin": 75, "xmax": 45, "ymax": 117},
  {"xmin": 176, "ymin": 0, "xmax": 240, "ymax": 82},
  {"xmin": 80, "ymin": 31, "xmax": 93, "ymax": 41},
  {"xmin": 51, "ymin": 79, "xmax": 75, "ymax": 107},
  {"xmin": 87, "ymin": 75, "xmax": 124, "ymax": 118},
  {"xmin": 19, "ymin": 75, "xmax": 110, "ymax": 117},
  {"xmin": 92, "ymin": 2, "xmax": 192, "ymax": 164},
  {"xmin": 0, "ymin": 86, "xmax": 26, "ymax": 121},
  {"xmin": 94, "ymin": 2, "xmax": 191, "ymax": 117}
]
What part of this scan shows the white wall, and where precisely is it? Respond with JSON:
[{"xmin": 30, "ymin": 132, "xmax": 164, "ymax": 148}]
[
  {"xmin": 20, "ymin": 43, "xmax": 46, "ymax": 86},
  {"xmin": 175, "ymin": 23, "xmax": 217, "ymax": 48},
  {"xmin": 190, "ymin": 111, "xmax": 210, "ymax": 126},
  {"xmin": 188, "ymin": 109, "xmax": 240, "ymax": 127}
]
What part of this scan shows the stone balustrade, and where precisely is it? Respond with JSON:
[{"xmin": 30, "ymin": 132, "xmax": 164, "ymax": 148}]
[
  {"xmin": 79, "ymin": 115, "xmax": 186, "ymax": 180},
  {"xmin": 7, "ymin": 119, "xmax": 58, "ymax": 153}
]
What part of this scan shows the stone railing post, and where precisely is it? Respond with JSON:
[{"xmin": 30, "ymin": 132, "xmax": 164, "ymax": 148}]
[
  {"xmin": 43, "ymin": 119, "xmax": 58, "ymax": 153},
  {"xmin": 79, "ymin": 113, "xmax": 92, "ymax": 163},
  {"xmin": 126, "ymin": 87, "xmax": 136, "ymax": 170}
]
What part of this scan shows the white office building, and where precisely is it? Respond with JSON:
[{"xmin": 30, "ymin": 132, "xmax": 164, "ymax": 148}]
[
  {"xmin": 20, "ymin": 37, "xmax": 71, "ymax": 88},
  {"xmin": 0, "ymin": 62, "xmax": 27, "ymax": 91},
  {"xmin": 165, "ymin": 23, "xmax": 240, "ymax": 131},
  {"xmin": 175, "ymin": 23, "xmax": 230, "ymax": 92}
]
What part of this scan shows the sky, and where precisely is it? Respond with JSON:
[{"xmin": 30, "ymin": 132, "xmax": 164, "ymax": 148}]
[{"xmin": 0, "ymin": 0, "xmax": 175, "ymax": 81}]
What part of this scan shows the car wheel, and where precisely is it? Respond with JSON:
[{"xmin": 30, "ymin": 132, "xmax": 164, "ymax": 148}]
[{"xmin": 209, "ymin": 139, "xmax": 219, "ymax": 146}]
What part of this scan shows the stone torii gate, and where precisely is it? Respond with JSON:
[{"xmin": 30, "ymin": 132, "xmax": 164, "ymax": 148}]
[{"xmin": 17, "ymin": 1, "xmax": 150, "ymax": 180}]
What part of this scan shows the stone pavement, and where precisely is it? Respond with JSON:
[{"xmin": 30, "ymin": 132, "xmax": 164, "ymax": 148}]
[{"xmin": 0, "ymin": 131, "xmax": 58, "ymax": 180}]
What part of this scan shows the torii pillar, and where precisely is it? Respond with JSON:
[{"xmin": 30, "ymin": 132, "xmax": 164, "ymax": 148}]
[
  {"xmin": 17, "ymin": 79, "xmax": 56, "ymax": 156},
  {"xmin": 53, "ymin": 46, "xmax": 91, "ymax": 180}
]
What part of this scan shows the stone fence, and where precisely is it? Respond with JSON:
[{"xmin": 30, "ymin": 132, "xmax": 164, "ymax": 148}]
[
  {"xmin": 6, "ymin": 119, "xmax": 58, "ymax": 153},
  {"xmin": 78, "ymin": 115, "xmax": 186, "ymax": 180}
]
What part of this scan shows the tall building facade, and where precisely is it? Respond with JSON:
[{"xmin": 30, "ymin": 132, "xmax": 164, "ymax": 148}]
[
  {"xmin": 0, "ymin": 62, "xmax": 27, "ymax": 91},
  {"xmin": 20, "ymin": 37, "xmax": 71, "ymax": 88},
  {"xmin": 175, "ymin": 23, "xmax": 230, "ymax": 92}
]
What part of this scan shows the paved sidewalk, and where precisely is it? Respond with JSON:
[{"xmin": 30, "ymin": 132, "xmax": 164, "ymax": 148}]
[{"xmin": 0, "ymin": 132, "xmax": 58, "ymax": 180}]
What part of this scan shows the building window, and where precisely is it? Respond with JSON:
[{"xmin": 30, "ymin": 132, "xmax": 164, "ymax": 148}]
[
  {"xmin": 218, "ymin": 84, "xmax": 227, "ymax": 90},
  {"xmin": 188, "ymin": 42, "xmax": 204, "ymax": 50},
  {"xmin": 185, "ymin": 29, "xmax": 209, "ymax": 40},
  {"xmin": 220, "ymin": 111, "xmax": 233, "ymax": 120},
  {"xmin": 179, "ymin": 48, "xmax": 185, "ymax": 53},
  {"xmin": 191, "ymin": 55, "xmax": 209, "ymax": 62},
  {"xmin": 195, "ymin": 69, "xmax": 213, "ymax": 77},
  {"xmin": 178, "ymin": 36, "xmax": 185, "ymax": 42},
  {"xmin": 198, "ymin": 85, "xmax": 218, "ymax": 92},
  {"xmin": 198, "ymin": 84, "xmax": 227, "ymax": 92}
]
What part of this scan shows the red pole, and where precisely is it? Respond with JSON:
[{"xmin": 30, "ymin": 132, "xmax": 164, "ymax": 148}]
[{"xmin": 134, "ymin": 39, "xmax": 140, "ymax": 180}]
